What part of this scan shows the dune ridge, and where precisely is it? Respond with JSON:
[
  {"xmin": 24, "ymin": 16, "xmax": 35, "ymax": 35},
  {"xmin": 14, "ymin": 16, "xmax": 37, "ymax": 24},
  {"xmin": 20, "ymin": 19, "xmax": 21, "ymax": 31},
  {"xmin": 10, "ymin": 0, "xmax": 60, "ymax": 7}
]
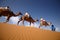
[{"xmin": 0, "ymin": 23, "xmax": 60, "ymax": 40}]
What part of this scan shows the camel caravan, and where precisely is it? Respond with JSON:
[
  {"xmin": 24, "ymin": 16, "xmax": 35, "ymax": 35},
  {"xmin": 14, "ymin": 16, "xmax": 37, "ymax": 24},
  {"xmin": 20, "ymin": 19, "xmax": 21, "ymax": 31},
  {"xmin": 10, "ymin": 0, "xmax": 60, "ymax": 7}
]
[{"xmin": 0, "ymin": 6, "xmax": 56, "ymax": 31}]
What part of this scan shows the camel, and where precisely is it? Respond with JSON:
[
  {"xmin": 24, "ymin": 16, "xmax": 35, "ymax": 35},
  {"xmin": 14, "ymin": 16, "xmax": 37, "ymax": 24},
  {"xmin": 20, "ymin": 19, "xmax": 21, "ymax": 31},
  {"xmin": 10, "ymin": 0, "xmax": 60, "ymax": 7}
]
[
  {"xmin": 0, "ymin": 10, "xmax": 22, "ymax": 23},
  {"xmin": 17, "ymin": 15, "xmax": 38, "ymax": 26},
  {"xmin": 39, "ymin": 18, "xmax": 52, "ymax": 28}
]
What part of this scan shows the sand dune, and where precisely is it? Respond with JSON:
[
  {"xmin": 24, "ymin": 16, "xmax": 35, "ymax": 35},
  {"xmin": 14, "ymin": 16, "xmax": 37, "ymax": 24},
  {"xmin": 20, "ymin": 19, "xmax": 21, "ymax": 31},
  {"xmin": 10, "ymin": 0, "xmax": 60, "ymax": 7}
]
[{"xmin": 0, "ymin": 23, "xmax": 60, "ymax": 40}]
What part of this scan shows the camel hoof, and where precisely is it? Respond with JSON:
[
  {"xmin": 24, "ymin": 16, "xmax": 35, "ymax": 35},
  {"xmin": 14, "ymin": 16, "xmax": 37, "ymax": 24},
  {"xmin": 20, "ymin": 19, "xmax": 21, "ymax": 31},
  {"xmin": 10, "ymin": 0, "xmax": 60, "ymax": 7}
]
[
  {"xmin": 39, "ymin": 26, "xmax": 41, "ymax": 28},
  {"xmin": 17, "ymin": 24, "xmax": 19, "ymax": 25},
  {"xmin": 3, "ymin": 22, "xmax": 7, "ymax": 23}
]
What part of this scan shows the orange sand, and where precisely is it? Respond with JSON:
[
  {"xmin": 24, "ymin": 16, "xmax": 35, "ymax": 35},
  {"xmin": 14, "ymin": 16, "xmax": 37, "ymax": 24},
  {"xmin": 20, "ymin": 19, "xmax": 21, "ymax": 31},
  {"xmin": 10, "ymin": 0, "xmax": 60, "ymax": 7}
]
[{"xmin": 0, "ymin": 23, "xmax": 60, "ymax": 40}]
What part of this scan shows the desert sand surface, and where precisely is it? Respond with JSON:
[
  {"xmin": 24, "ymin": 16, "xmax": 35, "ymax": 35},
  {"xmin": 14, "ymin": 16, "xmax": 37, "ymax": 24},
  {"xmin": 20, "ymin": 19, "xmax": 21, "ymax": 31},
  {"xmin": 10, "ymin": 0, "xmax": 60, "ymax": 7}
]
[{"xmin": 0, "ymin": 23, "xmax": 60, "ymax": 40}]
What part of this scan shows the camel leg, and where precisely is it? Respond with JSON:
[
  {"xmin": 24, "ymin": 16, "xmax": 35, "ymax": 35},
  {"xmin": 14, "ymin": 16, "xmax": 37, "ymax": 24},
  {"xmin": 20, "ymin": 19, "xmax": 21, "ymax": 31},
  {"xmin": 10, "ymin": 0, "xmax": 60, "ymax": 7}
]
[
  {"xmin": 33, "ymin": 23, "xmax": 34, "ymax": 27},
  {"xmin": 39, "ymin": 25, "xmax": 43, "ymax": 28},
  {"xmin": 0, "ymin": 15, "xmax": 1, "ymax": 19},
  {"xmin": 17, "ymin": 19, "xmax": 24, "ymax": 26},
  {"xmin": 17, "ymin": 18, "xmax": 22, "ymax": 25},
  {"xmin": 17, "ymin": 20, "xmax": 21, "ymax": 25},
  {"xmin": 22, "ymin": 16, "xmax": 24, "ymax": 26},
  {"xmin": 30, "ymin": 22, "xmax": 31, "ymax": 26},
  {"xmin": 39, "ymin": 25, "xmax": 41, "ymax": 28},
  {"xmin": 17, "ymin": 20, "xmax": 20, "ymax": 25},
  {"xmin": 0, "ymin": 14, "xmax": 2, "ymax": 17},
  {"xmin": 4, "ymin": 16, "xmax": 10, "ymax": 23},
  {"xmin": 0, "ymin": 15, "xmax": 1, "ymax": 17},
  {"xmin": 22, "ymin": 20, "xmax": 24, "ymax": 26}
]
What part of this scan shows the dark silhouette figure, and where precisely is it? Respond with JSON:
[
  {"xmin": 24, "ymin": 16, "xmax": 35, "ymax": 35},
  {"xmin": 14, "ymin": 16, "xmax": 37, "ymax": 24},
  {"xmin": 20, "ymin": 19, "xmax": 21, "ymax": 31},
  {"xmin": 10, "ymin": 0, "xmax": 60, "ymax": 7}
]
[{"xmin": 51, "ymin": 25, "xmax": 56, "ymax": 31}]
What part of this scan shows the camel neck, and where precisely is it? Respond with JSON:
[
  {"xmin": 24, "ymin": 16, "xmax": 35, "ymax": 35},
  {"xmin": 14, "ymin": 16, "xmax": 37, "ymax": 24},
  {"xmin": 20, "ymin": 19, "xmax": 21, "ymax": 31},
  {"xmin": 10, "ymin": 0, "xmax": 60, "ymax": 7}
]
[{"xmin": 14, "ymin": 13, "xmax": 20, "ymax": 17}]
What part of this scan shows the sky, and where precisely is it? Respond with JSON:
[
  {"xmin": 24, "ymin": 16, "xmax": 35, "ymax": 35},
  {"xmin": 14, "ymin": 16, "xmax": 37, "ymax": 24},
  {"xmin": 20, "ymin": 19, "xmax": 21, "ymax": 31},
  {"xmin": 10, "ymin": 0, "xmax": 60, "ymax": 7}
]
[{"xmin": 0, "ymin": 0, "xmax": 60, "ymax": 32}]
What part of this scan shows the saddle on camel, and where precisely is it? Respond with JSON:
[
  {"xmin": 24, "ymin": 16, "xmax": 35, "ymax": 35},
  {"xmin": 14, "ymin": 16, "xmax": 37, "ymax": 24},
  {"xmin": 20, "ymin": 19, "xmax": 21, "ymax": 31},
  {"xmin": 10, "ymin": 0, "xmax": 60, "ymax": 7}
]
[
  {"xmin": 0, "ymin": 6, "xmax": 22, "ymax": 23},
  {"xmin": 0, "ymin": 6, "xmax": 10, "ymax": 11}
]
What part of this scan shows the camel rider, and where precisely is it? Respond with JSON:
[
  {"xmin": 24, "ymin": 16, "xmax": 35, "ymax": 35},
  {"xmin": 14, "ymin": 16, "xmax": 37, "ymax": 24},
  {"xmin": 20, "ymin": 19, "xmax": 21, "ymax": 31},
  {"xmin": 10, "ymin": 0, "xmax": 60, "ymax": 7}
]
[
  {"xmin": 40, "ymin": 18, "xmax": 44, "ymax": 26},
  {"xmin": 24, "ymin": 12, "xmax": 31, "ymax": 18},
  {"xmin": 0, "ymin": 6, "xmax": 10, "ymax": 11},
  {"xmin": 40, "ymin": 18, "xmax": 47, "ymax": 26},
  {"xmin": 40, "ymin": 18, "xmax": 46, "ymax": 24}
]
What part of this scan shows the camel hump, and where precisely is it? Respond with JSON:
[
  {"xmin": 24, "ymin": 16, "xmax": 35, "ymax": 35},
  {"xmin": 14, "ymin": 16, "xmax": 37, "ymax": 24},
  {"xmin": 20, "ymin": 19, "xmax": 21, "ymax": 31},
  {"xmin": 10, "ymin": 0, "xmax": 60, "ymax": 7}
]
[{"xmin": 0, "ymin": 6, "xmax": 11, "ymax": 11}]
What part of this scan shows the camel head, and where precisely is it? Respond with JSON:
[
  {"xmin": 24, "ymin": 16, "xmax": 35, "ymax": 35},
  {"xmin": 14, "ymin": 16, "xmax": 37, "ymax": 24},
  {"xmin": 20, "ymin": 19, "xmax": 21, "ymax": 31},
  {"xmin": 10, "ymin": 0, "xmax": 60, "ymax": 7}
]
[
  {"xmin": 15, "ymin": 12, "xmax": 22, "ymax": 16},
  {"xmin": 17, "ymin": 12, "xmax": 22, "ymax": 15},
  {"xmin": 34, "ymin": 19, "xmax": 39, "ymax": 22}
]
